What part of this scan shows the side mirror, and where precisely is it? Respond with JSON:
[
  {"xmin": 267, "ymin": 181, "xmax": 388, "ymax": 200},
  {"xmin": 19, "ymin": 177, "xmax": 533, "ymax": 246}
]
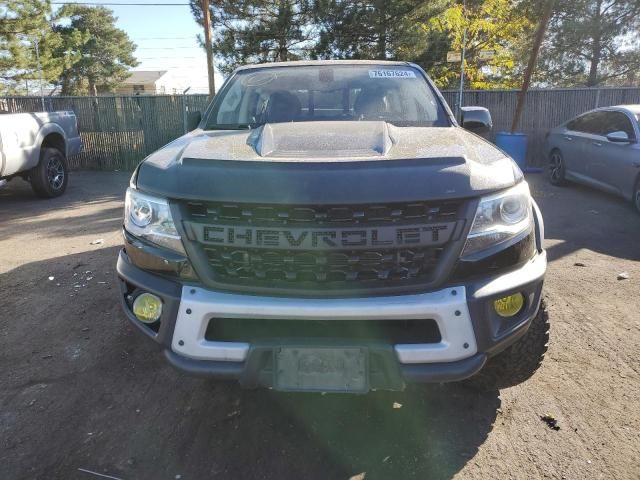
[
  {"xmin": 606, "ymin": 130, "xmax": 632, "ymax": 143},
  {"xmin": 186, "ymin": 111, "xmax": 202, "ymax": 132},
  {"xmin": 461, "ymin": 106, "xmax": 492, "ymax": 134}
]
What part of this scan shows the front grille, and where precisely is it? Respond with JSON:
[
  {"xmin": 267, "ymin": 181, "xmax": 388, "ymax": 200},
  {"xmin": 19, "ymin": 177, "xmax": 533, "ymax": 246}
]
[
  {"xmin": 184, "ymin": 200, "xmax": 461, "ymax": 227},
  {"xmin": 182, "ymin": 199, "xmax": 465, "ymax": 292},
  {"xmin": 204, "ymin": 246, "xmax": 445, "ymax": 284}
]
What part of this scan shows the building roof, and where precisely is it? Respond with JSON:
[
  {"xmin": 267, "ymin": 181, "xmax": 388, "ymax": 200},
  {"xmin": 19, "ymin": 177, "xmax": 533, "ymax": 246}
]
[{"xmin": 123, "ymin": 70, "xmax": 168, "ymax": 85}]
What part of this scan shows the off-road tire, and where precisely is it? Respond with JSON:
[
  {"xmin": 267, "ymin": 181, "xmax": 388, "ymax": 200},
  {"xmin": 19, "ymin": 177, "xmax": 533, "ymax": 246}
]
[
  {"xmin": 548, "ymin": 150, "xmax": 566, "ymax": 186},
  {"xmin": 468, "ymin": 300, "xmax": 550, "ymax": 391},
  {"xmin": 30, "ymin": 147, "xmax": 68, "ymax": 198}
]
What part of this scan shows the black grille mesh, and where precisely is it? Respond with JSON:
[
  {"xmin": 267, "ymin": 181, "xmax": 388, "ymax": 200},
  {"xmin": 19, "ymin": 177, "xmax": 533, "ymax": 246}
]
[
  {"xmin": 204, "ymin": 246, "xmax": 444, "ymax": 284},
  {"xmin": 183, "ymin": 200, "xmax": 463, "ymax": 290},
  {"xmin": 184, "ymin": 200, "xmax": 461, "ymax": 226},
  {"xmin": 205, "ymin": 318, "xmax": 442, "ymax": 344}
]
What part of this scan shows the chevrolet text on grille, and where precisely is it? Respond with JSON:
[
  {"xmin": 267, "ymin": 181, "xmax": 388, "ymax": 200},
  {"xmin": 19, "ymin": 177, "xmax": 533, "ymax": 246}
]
[{"xmin": 199, "ymin": 223, "xmax": 456, "ymax": 249}]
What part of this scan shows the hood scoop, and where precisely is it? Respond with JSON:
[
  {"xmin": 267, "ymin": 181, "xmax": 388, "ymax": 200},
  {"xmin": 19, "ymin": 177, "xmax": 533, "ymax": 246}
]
[{"xmin": 251, "ymin": 121, "xmax": 394, "ymax": 158}]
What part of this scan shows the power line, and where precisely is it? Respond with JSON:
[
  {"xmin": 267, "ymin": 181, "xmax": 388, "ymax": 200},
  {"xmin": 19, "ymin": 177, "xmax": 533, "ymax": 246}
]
[
  {"xmin": 51, "ymin": 2, "xmax": 191, "ymax": 5},
  {"xmin": 136, "ymin": 46, "xmax": 199, "ymax": 50},
  {"xmin": 132, "ymin": 65, "xmax": 206, "ymax": 68},
  {"xmin": 135, "ymin": 58, "xmax": 206, "ymax": 62},
  {"xmin": 137, "ymin": 56, "xmax": 201, "ymax": 59},
  {"xmin": 130, "ymin": 36, "xmax": 196, "ymax": 40}
]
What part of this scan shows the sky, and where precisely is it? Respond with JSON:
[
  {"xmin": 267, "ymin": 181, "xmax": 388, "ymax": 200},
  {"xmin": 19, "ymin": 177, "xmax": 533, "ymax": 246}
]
[{"xmin": 53, "ymin": 1, "xmax": 225, "ymax": 93}]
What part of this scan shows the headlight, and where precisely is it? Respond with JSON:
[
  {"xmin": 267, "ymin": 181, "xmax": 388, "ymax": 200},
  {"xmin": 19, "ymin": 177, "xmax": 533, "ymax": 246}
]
[
  {"xmin": 461, "ymin": 182, "xmax": 533, "ymax": 258},
  {"xmin": 124, "ymin": 188, "xmax": 185, "ymax": 254}
]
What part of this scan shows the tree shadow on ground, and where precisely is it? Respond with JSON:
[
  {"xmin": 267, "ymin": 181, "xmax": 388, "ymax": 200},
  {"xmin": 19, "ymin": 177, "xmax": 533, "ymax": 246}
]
[
  {"xmin": 0, "ymin": 171, "xmax": 129, "ymax": 242},
  {"xmin": 528, "ymin": 174, "xmax": 640, "ymax": 262},
  {"xmin": 1, "ymin": 247, "xmax": 500, "ymax": 480},
  {"xmin": 0, "ymin": 205, "xmax": 123, "ymax": 240},
  {"xmin": 0, "ymin": 170, "xmax": 129, "ymax": 216}
]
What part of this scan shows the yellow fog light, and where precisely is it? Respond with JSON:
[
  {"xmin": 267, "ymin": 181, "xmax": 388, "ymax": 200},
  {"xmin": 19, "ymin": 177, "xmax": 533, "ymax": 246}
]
[
  {"xmin": 494, "ymin": 293, "xmax": 525, "ymax": 318},
  {"xmin": 132, "ymin": 293, "xmax": 163, "ymax": 323}
]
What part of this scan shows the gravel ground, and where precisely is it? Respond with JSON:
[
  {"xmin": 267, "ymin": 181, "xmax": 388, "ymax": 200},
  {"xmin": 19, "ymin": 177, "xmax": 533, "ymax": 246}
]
[{"xmin": 1, "ymin": 171, "xmax": 639, "ymax": 480}]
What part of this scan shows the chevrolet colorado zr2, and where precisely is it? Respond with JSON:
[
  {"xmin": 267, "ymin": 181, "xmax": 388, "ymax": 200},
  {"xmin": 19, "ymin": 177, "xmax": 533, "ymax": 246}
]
[{"xmin": 117, "ymin": 60, "xmax": 549, "ymax": 393}]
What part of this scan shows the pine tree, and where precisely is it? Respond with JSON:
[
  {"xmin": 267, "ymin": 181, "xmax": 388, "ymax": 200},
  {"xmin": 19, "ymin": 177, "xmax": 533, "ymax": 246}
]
[
  {"xmin": 538, "ymin": 0, "xmax": 640, "ymax": 86},
  {"xmin": 0, "ymin": 0, "xmax": 61, "ymax": 94},
  {"xmin": 312, "ymin": 0, "xmax": 448, "ymax": 65},
  {"xmin": 53, "ymin": 5, "xmax": 138, "ymax": 95},
  {"xmin": 191, "ymin": 0, "xmax": 316, "ymax": 76}
]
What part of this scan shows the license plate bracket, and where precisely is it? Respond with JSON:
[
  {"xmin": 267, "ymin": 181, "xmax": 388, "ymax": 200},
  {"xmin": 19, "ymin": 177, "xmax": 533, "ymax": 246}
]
[{"xmin": 274, "ymin": 347, "xmax": 368, "ymax": 393}]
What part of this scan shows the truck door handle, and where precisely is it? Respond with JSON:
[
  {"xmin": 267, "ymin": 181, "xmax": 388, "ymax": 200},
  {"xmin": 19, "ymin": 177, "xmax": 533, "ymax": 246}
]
[
  {"xmin": 592, "ymin": 141, "xmax": 602, "ymax": 147},
  {"xmin": 563, "ymin": 136, "xmax": 573, "ymax": 141}
]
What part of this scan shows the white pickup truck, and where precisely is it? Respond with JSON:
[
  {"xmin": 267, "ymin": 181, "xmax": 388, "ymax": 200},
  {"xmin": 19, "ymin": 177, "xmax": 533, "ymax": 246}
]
[{"xmin": 0, "ymin": 111, "xmax": 81, "ymax": 198}]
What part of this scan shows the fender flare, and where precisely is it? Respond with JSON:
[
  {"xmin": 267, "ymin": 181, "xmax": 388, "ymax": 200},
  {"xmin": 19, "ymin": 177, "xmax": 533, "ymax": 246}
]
[
  {"xmin": 26, "ymin": 123, "xmax": 67, "ymax": 170},
  {"xmin": 36, "ymin": 122, "xmax": 67, "ymax": 152}
]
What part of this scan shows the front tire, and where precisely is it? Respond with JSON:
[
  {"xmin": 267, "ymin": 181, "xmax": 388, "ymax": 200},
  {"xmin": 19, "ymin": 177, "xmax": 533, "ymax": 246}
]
[
  {"xmin": 633, "ymin": 179, "xmax": 640, "ymax": 214},
  {"xmin": 548, "ymin": 150, "xmax": 566, "ymax": 186},
  {"xmin": 30, "ymin": 147, "xmax": 68, "ymax": 198},
  {"xmin": 468, "ymin": 300, "xmax": 550, "ymax": 391}
]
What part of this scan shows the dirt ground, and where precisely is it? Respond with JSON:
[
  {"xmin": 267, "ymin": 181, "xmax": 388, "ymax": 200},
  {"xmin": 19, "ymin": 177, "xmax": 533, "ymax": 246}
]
[{"xmin": 1, "ymin": 171, "xmax": 639, "ymax": 480}]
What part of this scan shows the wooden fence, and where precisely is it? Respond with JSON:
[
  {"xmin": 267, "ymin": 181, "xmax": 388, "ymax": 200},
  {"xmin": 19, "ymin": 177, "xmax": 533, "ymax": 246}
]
[
  {"xmin": 441, "ymin": 87, "xmax": 640, "ymax": 166},
  {"xmin": 1, "ymin": 87, "xmax": 639, "ymax": 170},
  {"xmin": 0, "ymin": 94, "xmax": 210, "ymax": 170}
]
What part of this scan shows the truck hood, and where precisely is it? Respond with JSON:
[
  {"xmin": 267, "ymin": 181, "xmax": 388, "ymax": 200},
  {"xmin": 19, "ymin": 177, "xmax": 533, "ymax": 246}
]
[{"xmin": 136, "ymin": 121, "xmax": 523, "ymax": 204}]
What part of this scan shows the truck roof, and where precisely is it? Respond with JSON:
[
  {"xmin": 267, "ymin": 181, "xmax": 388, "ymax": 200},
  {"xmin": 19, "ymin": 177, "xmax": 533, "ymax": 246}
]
[
  {"xmin": 235, "ymin": 59, "xmax": 417, "ymax": 72},
  {"xmin": 617, "ymin": 104, "xmax": 640, "ymax": 114}
]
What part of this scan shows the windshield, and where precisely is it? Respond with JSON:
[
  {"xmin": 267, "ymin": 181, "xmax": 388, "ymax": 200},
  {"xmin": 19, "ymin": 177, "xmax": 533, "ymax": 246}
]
[{"xmin": 204, "ymin": 65, "xmax": 449, "ymax": 130}]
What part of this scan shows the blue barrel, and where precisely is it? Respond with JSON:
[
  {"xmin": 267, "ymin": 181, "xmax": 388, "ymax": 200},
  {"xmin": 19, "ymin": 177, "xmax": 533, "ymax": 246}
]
[{"xmin": 495, "ymin": 132, "xmax": 528, "ymax": 170}]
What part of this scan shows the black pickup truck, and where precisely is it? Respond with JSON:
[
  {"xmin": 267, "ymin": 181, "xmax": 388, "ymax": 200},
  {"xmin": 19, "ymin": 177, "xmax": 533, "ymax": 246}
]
[{"xmin": 117, "ymin": 60, "xmax": 548, "ymax": 393}]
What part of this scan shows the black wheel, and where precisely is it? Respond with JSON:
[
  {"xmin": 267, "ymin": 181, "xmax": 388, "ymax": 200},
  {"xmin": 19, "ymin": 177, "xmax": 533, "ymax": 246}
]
[
  {"xmin": 30, "ymin": 147, "xmax": 68, "ymax": 198},
  {"xmin": 468, "ymin": 300, "xmax": 550, "ymax": 391},
  {"xmin": 548, "ymin": 149, "xmax": 566, "ymax": 186},
  {"xmin": 633, "ymin": 179, "xmax": 640, "ymax": 214}
]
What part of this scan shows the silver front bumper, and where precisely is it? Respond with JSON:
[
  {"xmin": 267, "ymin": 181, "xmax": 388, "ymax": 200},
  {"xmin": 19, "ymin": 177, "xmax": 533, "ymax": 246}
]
[{"xmin": 170, "ymin": 286, "xmax": 478, "ymax": 364}]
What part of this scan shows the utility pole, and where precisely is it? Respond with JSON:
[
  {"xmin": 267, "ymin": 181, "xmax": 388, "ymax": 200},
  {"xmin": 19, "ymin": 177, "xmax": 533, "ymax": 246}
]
[
  {"xmin": 457, "ymin": 0, "xmax": 467, "ymax": 120},
  {"xmin": 201, "ymin": 0, "xmax": 216, "ymax": 99},
  {"xmin": 182, "ymin": 86, "xmax": 191, "ymax": 134},
  {"xmin": 34, "ymin": 38, "xmax": 45, "ymax": 111}
]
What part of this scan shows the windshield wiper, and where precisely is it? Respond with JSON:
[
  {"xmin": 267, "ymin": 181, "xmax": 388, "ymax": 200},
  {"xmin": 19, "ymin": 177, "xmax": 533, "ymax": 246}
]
[{"xmin": 204, "ymin": 123, "xmax": 253, "ymax": 131}]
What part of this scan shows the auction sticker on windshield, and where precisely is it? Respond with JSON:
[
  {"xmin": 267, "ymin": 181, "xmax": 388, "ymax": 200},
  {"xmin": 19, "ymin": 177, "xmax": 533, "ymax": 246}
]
[{"xmin": 369, "ymin": 69, "xmax": 416, "ymax": 79}]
